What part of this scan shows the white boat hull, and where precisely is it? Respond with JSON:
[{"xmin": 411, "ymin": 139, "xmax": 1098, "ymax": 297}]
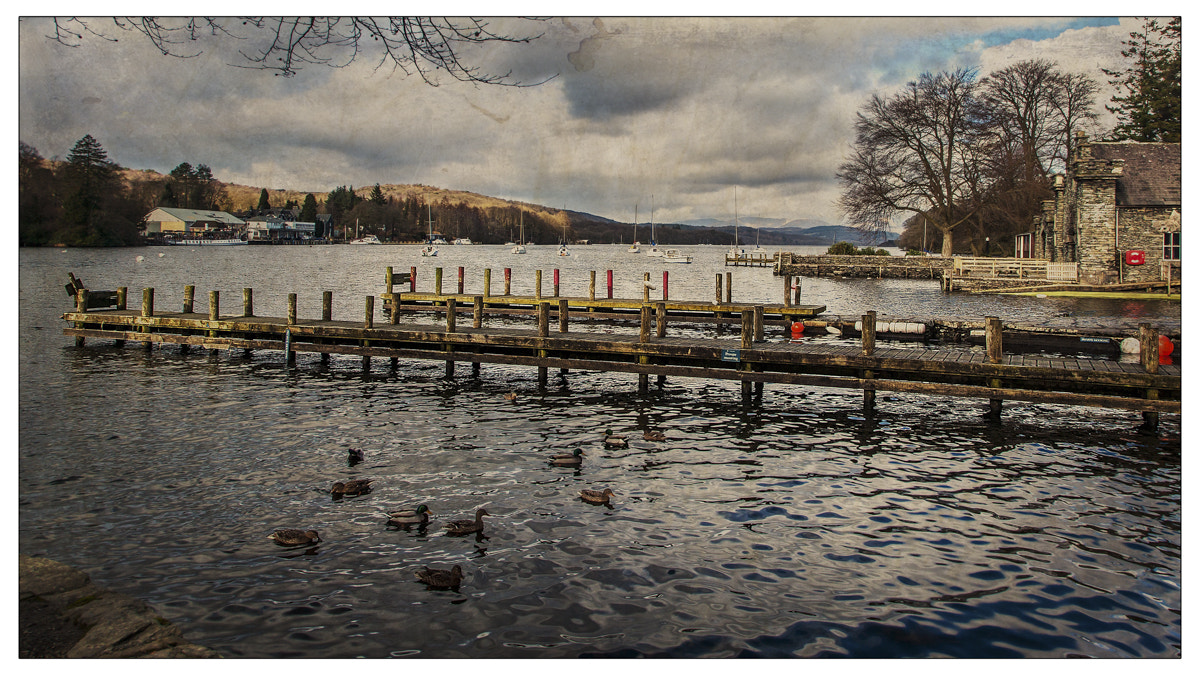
[{"xmin": 167, "ymin": 238, "xmax": 247, "ymax": 246}]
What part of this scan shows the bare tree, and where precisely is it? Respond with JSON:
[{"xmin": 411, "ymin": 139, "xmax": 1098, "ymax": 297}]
[
  {"xmin": 45, "ymin": 17, "xmax": 551, "ymax": 85},
  {"xmin": 838, "ymin": 68, "xmax": 990, "ymax": 257}
]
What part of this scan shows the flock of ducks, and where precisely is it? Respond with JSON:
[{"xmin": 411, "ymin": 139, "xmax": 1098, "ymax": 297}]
[{"xmin": 267, "ymin": 427, "xmax": 667, "ymax": 591}]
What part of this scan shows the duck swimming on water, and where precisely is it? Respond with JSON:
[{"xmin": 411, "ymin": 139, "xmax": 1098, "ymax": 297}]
[
  {"xmin": 579, "ymin": 488, "xmax": 616, "ymax": 505},
  {"xmin": 331, "ymin": 479, "xmax": 374, "ymax": 498},
  {"xmin": 444, "ymin": 508, "xmax": 490, "ymax": 536},
  {"xmin": 386, "ymin": 504, "xmax": 433, "ymax": 528},
  {"xmin": 415, "ymin": 564, "xmax": 464, "ymax": 590},
  {"xmin": 268, "ymin": 529, "xmax": 322, "ymax": 546},
  {"xmin": 549, "ymin": 448, "xmax": 585, "ymax": 467}
]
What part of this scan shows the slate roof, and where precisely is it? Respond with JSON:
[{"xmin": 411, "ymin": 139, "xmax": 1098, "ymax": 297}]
[
  {"xmin": 1089, "ymin": 142, "xmax": 1181, "ymax": 207},
  {"xmin": 147, "ymin": 207, "xmax": 246, "ymax": 225}
]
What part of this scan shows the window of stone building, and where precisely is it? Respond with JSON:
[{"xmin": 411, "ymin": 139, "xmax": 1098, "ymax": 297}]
[{"xmin": 1163, "ymin": 232, "xmax": 1181, "ymax": 260}]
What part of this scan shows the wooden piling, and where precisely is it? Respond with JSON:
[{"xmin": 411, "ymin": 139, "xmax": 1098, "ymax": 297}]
[
  {"xmin": 793, "ymin": 279, "xmax": 802, "ymax": 306},
  {"xmin": 484, "ymin": 269, "xmax": 491, "ymax": 298},
  {"xmin": 783, "ymin": 275, "xmax": 792, "ymax": 307},
  {"xmin": 1139, "ymin": 322, "xmax": 1160, "ymax": 432},
  {"xmin": 444, "ymin": 297, "xmax": 456, "ymax": 378},
  {"xmin": 504, "ymin": 268, "xmax": 512, "ymax": 296},
  {"xmin": 410, "ymin": 266, "xmax": 417, "ymax": 293},
  {"xmin": 74, "ymin": 288, "xmax": 87, "ymax": 346},
  {"xmin": 753, "ymin": 305, "xmax": 764, "ymax": 343},
  {"xmin": 365, "ymin": 295, "xmax": 374, "ymax": 329},
  {"xmin": 589, "ymin": 271, "xmax": 596, "ymax": 301},
  {"xmin": 643, "ymin": 272, "xmax": 650, "ymax": 303},
  {"xmin": 656, "ymin": 302, "xmax": 667, "ymax": 339},
  {"xmin": 386, "ymin": 266, "xmax": 394, "ymax": 295},
  {"xmin": 558, "ymin": 298, "xmax": 569, "ymax": 333},
  {"xmin": 663, "ymin": 271, "xmax": 669, "ymax": 301},
  {"xmin": 243, "ymin": 288, "xmax": 254, "ymax": 317},
  {"xmin": 553, "ymin": 269, "xmax": 560, "ymax": 298},
  {"xmin": 715, "ymin": 274, "xmax": 723, "ymax": 305},
  {"xmin": 537, "ymin": 302, "xmax": 550, "ymax": 388},
  {"xmin": 639, "ymin": 304, "xmax": 652, "ymax": 393},
  {"xmin": 142, "ymin": 288, "xmax": 155, "ymax": 318},
  {"xmin": 740, "ymin": 311, "xmax": 754, "ymax": 402},
  {"xmin": 288, "ymin": 294, "xmax": 298, "ymax": 326},
  {"xmin": 115, "ymin": 287, "xmax": 127, "ymax": 347},
  {"xmin": 473, "ymin": 295, "xmax": 484, "ymax": 329},
  {"xmin": 435, "ymin": 267, "xmax": 443, "ymax": 296},
  {"xmin": 535, "ymin": 270, "xmax": 543, "ymax": 301},
  {"xmin": 861, "ymin": 311, "xmax": 876, "ymax": 411},
  {"xmin": 607, "ymin": 270, "xmax": 613, "ymax": 299},
  {"xmin": 986, "ymin": 316, "xmax": 1004, "ymax": 419},
  {"xmin": 458, "ymin": 266, "xmax": 465, "ymax": 295},
  {"xmin": 208, "ymin": 291, "xmax": 218, "ymax": 321},
  {"xmin": 182, "ymin": 285, "xmax": 194, "ymax": 314}
]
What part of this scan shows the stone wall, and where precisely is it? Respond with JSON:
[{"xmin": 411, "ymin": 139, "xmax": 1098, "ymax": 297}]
[
  {"xmin": 776, "ymin": 253, "xmax": 953, "ymax": 279},
  {"xmin": 1118, "ymin": 207, "xmax": 1181, "ymax": 284}
]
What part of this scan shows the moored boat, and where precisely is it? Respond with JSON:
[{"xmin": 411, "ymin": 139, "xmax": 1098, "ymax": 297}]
[
  {"xmin": 166, "ymin": 236, "xmax": 247, "ymax": 246},
  {"xmin": 661, "ymin": 248, "xmax": 692, "ymax": 263},
  {"xmin": 349, "ymin": 234, "xmax": 382, "ymax": 245}
]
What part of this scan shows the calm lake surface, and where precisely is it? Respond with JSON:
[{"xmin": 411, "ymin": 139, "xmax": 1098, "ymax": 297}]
[{"xmin": 18, "ymin": 244, "xmax": 1181, "ymax": 658}]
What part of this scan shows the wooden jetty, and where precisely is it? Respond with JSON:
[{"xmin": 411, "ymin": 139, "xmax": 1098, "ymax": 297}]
[
  {"xmin": 725, "ymin": 251, "xmax": 777, "ymax": 267},
  {"xmin": 62, "ymin": 271, "xmax": 1180, "ymax": 431}
]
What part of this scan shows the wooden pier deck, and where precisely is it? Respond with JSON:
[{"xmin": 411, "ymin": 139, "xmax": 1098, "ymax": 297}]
[{"xmin": 63, "ymin": 282, "xmax": 1180, "ymax": 428}]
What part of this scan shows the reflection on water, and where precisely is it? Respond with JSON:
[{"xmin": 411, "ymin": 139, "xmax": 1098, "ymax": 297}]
[{"xmin": 18, "ymin": 246, "xmax": 1181, "ymax": 658}]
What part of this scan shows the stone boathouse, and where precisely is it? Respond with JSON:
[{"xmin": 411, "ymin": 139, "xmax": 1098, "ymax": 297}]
[{"xmin": 1029, "ymin": 134, "xmax": 1181, "ymax": 286}]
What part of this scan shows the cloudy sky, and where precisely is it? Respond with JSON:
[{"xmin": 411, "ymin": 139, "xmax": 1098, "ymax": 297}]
[{"xmin": 17, "ymin": 11, "xmax": 1155, "ymax": 227}]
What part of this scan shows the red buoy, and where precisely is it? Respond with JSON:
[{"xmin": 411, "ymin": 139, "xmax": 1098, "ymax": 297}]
[
  {"xmin": 791, "ymin": 322, "xmax": 805, "ymax": 338},
  {"xmin": 1158, "ymin": 335, "xmax": 1175, "ymax": 357}
]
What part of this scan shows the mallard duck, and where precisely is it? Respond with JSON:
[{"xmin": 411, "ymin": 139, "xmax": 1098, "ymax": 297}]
[
  {"xmin": 579, "ymin": 488, "xmax": 616, "ymax": 505},
  {"xmin": 504, "ymin": 392, "xmax": 518, "ymax": 403},
  {"xmin": 444, "ymin": 508, "xmax": 490, "ymax": 535},
  {"xmin": 331, "ymin": 479, "xmax": 374, "ymax": 498},
  {"xmin": 549, "ymin": 448, "xmax": 585, "ymax": 467},
  {"xmin": 268, "ymin": 529, "xmax": 322, "ymax": 546},
  {"xmin": 643, "ymin": 430, "xmax": 667, "ymax": 442},
  {"xmin": 347, "ymin": 448, "xmax": 365, "ymax": 464},
  {"xmin": 604, "ymin": 429, "xmax": 628, "ymax": 448},
  {"xmin": 415, "ymin": 564, "xmax": 464, "ymax": 590},
  {"xmin": 386, "ymin": 504, "xmax": 433, "ymax": 527}
]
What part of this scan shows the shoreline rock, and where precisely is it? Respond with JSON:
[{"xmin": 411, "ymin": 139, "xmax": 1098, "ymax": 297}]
[{"xmin": 18, "ymin": 555, "xmax": 220, "ymax": 658}]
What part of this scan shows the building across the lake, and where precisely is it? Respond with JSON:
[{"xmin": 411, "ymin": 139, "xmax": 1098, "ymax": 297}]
[
  {"xmin": 1025, "ymin": 134, "xmax": 1181, "ymax": 286},
  {"xmin": 244, "ymin": 215, "xmax": 317, "ymax": 242},
  {"xmin": 141, "ymin": 207, "xmax": 246, "ymax": 235}
]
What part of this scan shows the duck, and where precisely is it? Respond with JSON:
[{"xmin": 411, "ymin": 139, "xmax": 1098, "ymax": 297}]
[
  {"xmin": 415, "ymin": 564, "xmax": 464, "ymax": 590},
  {"xmin": 579, "ymin": 488, "xmax": 616, "ymax": 505},
  {"xmin": 347, "ymin": 448, "xmax": 365, "ymax": 464},
  {"xmin": 504, "ymin": 392, "xmax": 518, "ymax": 403},
  {"xmin": 330, "ymin": 479, "xmax": 374, "ymax": 498},
  {"xmin": 268, "ymin": 529, "xmax": 322, "ymax": 546},
  {"xmin": 386, "ymin": 504, "xmax": 433, "ymax": 527},
  {"xmin": 444, "ymin": 508, "xmax": 490, "ymax": 536},
  {"xmin": 549, "ymin": 448, "xmax": 585, "ymax": 467},
  {"xmin": 604, "ymin": 429, "xmax": 628, "ymax": 448},
  {"xmin": 643, "ymin": 430, "xmax": 667, "ymax": 442}
]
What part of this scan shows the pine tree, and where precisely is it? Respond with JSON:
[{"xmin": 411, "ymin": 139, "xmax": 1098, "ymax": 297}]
[
  {"xmin": 63, "ymin": 134, "xmax": 115, "ymax": 238},
  {"xmin": 370, "ymin": 183, "xmax": 385, "ymax": 205},
  {"xmin": 1103, "ymin": 17, "xmax": 1181, "ymax": 143},
  {"xmin": 300, "ymin": 193, "xmax": 318, "ymax": 222},
  {"xmin": 257, "ymin": 188, "xmax": 271, "ymax": 212}
]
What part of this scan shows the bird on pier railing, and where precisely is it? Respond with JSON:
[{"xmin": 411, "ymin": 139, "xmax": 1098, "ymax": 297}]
[
  {"xmin": 268, "ymin": 529, "xmax": 322, "ymax": 546},
  {"xmin": 549, "ymin": 448, "xmax": 586, "ymax": 467},
  {"xmin": 415, "ymin": 564, "xmax": 464, "ymax": 590},
  {"xmin": 330, "ymin": 479, "xmax": 374, "ymax": 498}
]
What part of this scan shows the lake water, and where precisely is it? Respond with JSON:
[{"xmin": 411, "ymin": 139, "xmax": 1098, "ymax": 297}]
[{"xmin": 18, "ymin": 244, "xmax": 1181, "ymax": 658}]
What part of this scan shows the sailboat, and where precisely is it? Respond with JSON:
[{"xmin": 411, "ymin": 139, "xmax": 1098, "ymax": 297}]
[
  {"xmin": 646, "ymin": 195, "xmax": 663, "ymax": 257},
  {"xmin": 422, "ymin": 205, "xmax": 438, "ymax": 257},
  {"xmin": 728, "ymin": 187, "xmax": 743, "ymax": 258},
  {"xmin": 628, "ymin": 204, "xmax": 640, "ymax": 253},
  {"xmin": 557, "ymin": 213, "xmax": 571, "ymax": 256},
  {"xmin": 751, "ymin": 223, "xmax": 767, "ymax": 255},
  {"xmin": 511, "ymin": 212, "xmax": 526, "ymax": 254}
]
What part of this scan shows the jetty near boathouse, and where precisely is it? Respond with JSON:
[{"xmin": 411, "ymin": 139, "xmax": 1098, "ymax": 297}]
[{"xmin": 63, "ymin": 263, "xmax": 1179, "ymax": 432}]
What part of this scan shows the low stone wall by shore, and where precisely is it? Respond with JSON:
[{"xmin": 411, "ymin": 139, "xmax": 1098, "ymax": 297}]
[
  {"xmin": 18, "ymin": 555, "xmax": 219, "ymax": 658},
  {"xmin": 777, "ymin": 253, "xmax": 953, "ymax": 279}
]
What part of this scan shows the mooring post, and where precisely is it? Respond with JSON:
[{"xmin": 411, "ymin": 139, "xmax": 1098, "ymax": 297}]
[
  {"xmin": 389, "ymin": 292, "xmax": 400, "ymax": 325},
  {"xmin": 643, "ymin": 272, "xmax": 650, "ymax": 303},
  {"xmin": 141, "ymin": 288, "xmax": 155, "ymax": 318},
  {"xmin": 753, "ymin": 305, "xmax": 765, "ymax": 343},
  {"xmin": 740, "ymin": 310, "xmax": 754, "ymax": 403},
  {"xmin": 537, "ymin": 301, "xmax": 550, "ymax": 389},
  {"xmin": 286, "ymin": 293, "xmax": 297, "ymax": 366},
  {"xmin": 74, "ymin": 288, "xmax": 87, "ymax": 347},
  {"xmin": 638, "ymin": 304, "xmax": 652, "ymax": 393},
  {"xmin": 183, "ymin": 285, "xmax": 194, "ymax": 313},
  {"xmin": 558, "ymin": 298, "xmax": 569, "ymax": 334},
  {"xmin": 435, "ymin": 267, "xmax": 443, "ymax": 296},
  {"xmin": 783, "ymin": 275, "xmax": 792, "ymax": 307},
  {"xmin": 589, "ymin": 271, "xmax": 596, "ymax": 301},
  {"xmin": 725, "ymin": 272, "xmax": 733, "ymax": 303},
  {"xmin": 458, "ymin": 266, "xmax": 465, "ymax": 295},
  {"xmin": 116, "ymin": 287, "xmax": 127, "ymax": 311},
  {"xmin": 288, "ymin": 294, "xmax": 298, "ymax": 325},
  {"xmin": 794, "ymin": 278, "xmax": 802, "ymax": 306},
  {"xmin": 656, "ymin": 302, "xmax": 667, "ymax": 339},
  {"xmin": 243, "ymin": 288, "xmax": 254, "ymax": 317},
  {"xmin": 535, "ymin": 270, "xmax": 543, "ymax": 301},
  {"xmin": 1139, "ymin": 322, "xmax": 1160, "ymax": 433},
  {"xmin": 483, "ymin": 268, "xmax": 491, "ymax": 298},
  {"xmin": 861, "ymin": 310, "xmax": 877, "ymax": 412},
  {"xmin": 386, "ymin": 266, "xmax": 394, "ymax": 295},
  {"xmin": 607, "ymin": 270, "xmax": 613, "ymax": 299},
  {"xmin": 321, "ymin": 291, "xmax": 332, "ymax": 321},
  {"xmin": 365, "ymin": 295, "xmax": 374, "ymax": 328},
  {"xmin": 410, "ymin": 266, "xmax": 417, "ymax": 293},
  {"xmin": 207, "ymin": 290, "xmax": 219, "ymax": 342},
  {"xmin": 985, "ymin": 316, "xmax": 1004, "ymax": 419},
  {"xmin": 553, "ymin": 268, "xmax": 560, "ymax": 298},
  {"xmin": 663, "ymin": 271, "xmax": 669, "ymax": 301},
  {"xmin": 472, "ymin": 295, "xmax": 484, "ymax": 378},
  {"xmin": 444, "ymin": 297, "xmax": 456, "ymax": 379},
  {"xmin": 504, "ymin": 268, "xmax": 512, "ymax": 296}
]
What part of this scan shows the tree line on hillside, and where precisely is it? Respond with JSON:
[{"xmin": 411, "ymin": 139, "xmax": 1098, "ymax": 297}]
[{"xmin": 841, "ymin": 19, "xmax": 1181, "ymax": 257}]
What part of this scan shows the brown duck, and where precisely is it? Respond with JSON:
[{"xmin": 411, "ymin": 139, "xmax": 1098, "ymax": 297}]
[
  {"xmin": 549, "ymin": 448, "xmax": 585, "ymax": 467},
  {"xmin": 579, "ymin": 488, "xmax": 616, "ymax": 505},
  {"xmin": 331, "ymin": 479, "xmax": 374, "ymax": 498},
  {"xmin": 267, "ymin": 529, "xmax": 322, "ymax": 546},
  {"xmin": 415, "ymin": 564, "xmax": 464, "ymax": 590},
  {"xmin": 643, "ymin": 430, "xmax": 667, "ymax": 442},
  {"xmin": 386, "ymin": 504, "xmax": 433, "ymax": 527},
  {"xmin": 444, "ymin": 508, "xmax": 490, "ymax": 536}
]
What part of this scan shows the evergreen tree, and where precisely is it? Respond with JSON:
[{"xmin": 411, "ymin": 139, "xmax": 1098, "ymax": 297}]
[
  {"xmin": 63, "ymin": 134, "xmax": 116, "ymax": 240},
  {"xmin": 1103, "ymin": 17, "xmax": 1181, "ymax": 143},
  {"xmin": 370, "ymin": 183, "xmax": 385, "ymax": 205},
  {"xmin": 300, "ymin": 193, "xmax": 318, "ymax": 222},
  {"xmin": 257, "ymin": 188, "xmax": 271, "ymax": 212}
]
